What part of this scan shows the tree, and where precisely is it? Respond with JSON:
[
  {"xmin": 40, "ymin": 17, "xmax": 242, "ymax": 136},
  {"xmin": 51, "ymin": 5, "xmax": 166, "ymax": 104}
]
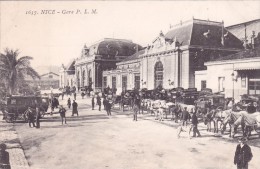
[{"xmin": 0, "ymin": 48, "xmax": 40, "ymax": 95}]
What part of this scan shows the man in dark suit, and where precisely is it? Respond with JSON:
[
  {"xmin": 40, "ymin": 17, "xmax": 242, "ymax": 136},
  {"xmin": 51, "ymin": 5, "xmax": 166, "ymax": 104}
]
[
  {"xmin": 72, "ymin": 100, "xmax": 78, "ymax": 116},
  {"xmin": 234, "ymin": 137, "xmax": 253, "ymax": 169}
]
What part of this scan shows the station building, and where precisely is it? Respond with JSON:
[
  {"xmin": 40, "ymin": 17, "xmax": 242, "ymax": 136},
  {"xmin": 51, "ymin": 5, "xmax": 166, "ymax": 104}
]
[{"xmin": 103, "ymin": 18, "xmax": 243, "ymax": 94}]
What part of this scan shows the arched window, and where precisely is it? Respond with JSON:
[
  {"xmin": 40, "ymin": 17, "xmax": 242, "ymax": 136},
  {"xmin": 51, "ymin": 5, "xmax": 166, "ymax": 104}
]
[
  {"xmin": 77, "ymin": 71, "xmax": 80, "ymax": 88},
  {"xmin": 88, "ymin": 69, "xmax": 92, "ymax": 86},
  {"xmin": 82, "ymin": 70, "xmax": 85, "ymax": 87},
  {"xmin": 154, "ymin": 61, "xmax": 164, "ymax": 88}
]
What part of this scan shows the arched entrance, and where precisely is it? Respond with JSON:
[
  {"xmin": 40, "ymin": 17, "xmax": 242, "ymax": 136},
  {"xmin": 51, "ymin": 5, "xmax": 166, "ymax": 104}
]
[{"xmin": 154, "ymin": 61, "xmax": 164, "ymax": 88}]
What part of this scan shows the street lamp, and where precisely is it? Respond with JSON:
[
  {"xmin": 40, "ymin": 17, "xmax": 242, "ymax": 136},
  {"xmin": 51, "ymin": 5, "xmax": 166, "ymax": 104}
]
[{"xmin": 168, "ymin": 79, "xmax": 174, "ymax": 86}]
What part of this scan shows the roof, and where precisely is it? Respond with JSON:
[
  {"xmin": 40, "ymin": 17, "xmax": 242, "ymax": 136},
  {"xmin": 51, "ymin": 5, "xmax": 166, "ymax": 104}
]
[
  {"xmin": 164, "ymin": 18, "xmax": 243, "ymax": 49},
  {"xmin": 120, "ymin": 49, "xmax": 146, "ymax": 62},
  {"xmin": 211, "ymin": 46, "xmax": 260, "ymax": 61},
  {"xmin": 226, "ymin": 19, "xmax": 260, "ymax": 29},
  {"xmin": 83, "ymin": 38, "xmax": 142, "ymax": 59}
]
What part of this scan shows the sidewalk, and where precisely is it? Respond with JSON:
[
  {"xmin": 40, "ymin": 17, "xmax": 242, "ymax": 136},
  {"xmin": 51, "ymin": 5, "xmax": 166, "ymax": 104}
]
[{"xmin": 0, "ymin": 115, "xmax": 30, "ymax": 169}]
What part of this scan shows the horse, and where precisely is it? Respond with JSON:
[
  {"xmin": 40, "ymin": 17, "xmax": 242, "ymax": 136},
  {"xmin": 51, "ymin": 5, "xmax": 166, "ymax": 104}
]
[
  {"xmin": 203, "ymin": 108, "xmax": 228, "ymax": 133},
  {"xmin": 221, "ymin": 111, "xmax": 245, "ymax": 137}
]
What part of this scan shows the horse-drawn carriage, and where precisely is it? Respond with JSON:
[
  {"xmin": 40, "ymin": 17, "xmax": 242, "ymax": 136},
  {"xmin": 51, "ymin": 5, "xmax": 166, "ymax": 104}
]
[{"xmin": 1, "ymin": 95, "xmax": 49, "ymax": 123}]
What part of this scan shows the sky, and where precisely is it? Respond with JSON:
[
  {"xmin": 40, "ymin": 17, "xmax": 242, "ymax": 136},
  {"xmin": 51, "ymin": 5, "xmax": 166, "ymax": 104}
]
[{"xmin": 0, "ymin": 1, "xmax": 259, "ymax": 68}]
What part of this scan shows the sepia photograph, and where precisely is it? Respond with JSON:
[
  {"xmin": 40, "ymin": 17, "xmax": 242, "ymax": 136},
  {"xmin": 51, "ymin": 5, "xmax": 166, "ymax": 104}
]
[{"xmin": 0, "ymin": 1, "xmax": 260, "ymax": 169}]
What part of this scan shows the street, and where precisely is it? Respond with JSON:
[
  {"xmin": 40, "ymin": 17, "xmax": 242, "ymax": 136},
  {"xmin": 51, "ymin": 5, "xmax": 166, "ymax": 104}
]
[{"xmin": 5, "ymin": 96, "xmax": 260, "ymax": 169}]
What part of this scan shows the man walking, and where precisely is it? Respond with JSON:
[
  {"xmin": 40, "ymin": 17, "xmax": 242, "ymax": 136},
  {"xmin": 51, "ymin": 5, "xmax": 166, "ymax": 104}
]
[
  {"xmin": 191, "ymin": 110, "xmax": 201, "ymax": 137},
  {"xmin": 59, "ymin": 105, "xmax": 67, "ymax": 125},
  {"xmin": 74, "ymin": 92, "xmax": 77, "ymax": 100},
  {"xmin": 181, "ymin": 107, "xmax": 190, "ymax": 126},
  {"xmin": 234, "ymin": 137, "xmax": 253, "ymax": 169},
  {"xmin": 67, "ymin": 98, "xmax": 71, "ymax": 109},
  {"xmin": 72, "ymin": 100, "xmax": 78, "ymax": 116},
  {"xmin": 96, "ymin": 95, "xmax": 101, "ymax": 111}
]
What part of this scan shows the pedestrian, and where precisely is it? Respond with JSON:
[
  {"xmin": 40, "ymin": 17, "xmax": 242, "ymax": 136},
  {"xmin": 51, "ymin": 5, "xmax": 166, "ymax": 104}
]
[
  {"xmin": 106, "ymin": 101, "xmax": 112, "ymax": 116},
  {"xmin": 104, "ymin": 98, "xmax": 112, "ymax": 116},
  {"xmin": 59, "ymin": 105, "xmax": 67, "ymax": 125},
  {"xmin": 72, "ymin": 100, "xmax": 78, "ymax": 116},
  {"xmin": 0, "ymin": 143, "xmax": 10, "ymax": 169},
  {"xmin": 191, "ymin": 110, "xmax": 201, "ymax": 137},
  {"xmin": 92, "ymin": 96, "xmax": 95, "ymax": 110},
  {"xmin": 35, "ymin": 107, "xmax": 41, "ymax": 129},
  {"xmin": 26, "ymin": 107, "xmax": 35, "ymax": 128},
  {"xmin": 234, "ymin": 137, "xmax": 253, "ymax": 169},
  {"xmin": 67, "ymin": 98, "xmax": 71, "ymax": 109},
  {"xmin": 133, "ymin": 103, "xmax": 139, "ymax": 121},
  {"xmin": 181, "ymin": 107, "xmax": 190, "ymax": 126},
  {"xmin": 96, "ymin": 95, "xmax": 101, "ymax": 111},
  {"xmin": 81, "ymin": 92, "xmax": 85, "ymax": 99},
  {"xmin": 103, "ymin": 97, "xmax": 107, "ymax": 111},
  {"xmin": 74, "ymin": 92, "xmax": 77, "ymax": 100}
]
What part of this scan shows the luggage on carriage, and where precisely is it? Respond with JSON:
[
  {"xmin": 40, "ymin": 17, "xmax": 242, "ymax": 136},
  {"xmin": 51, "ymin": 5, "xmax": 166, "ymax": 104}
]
[{"xmin": 183, "ymin": 88, "xmax": 199, "ymax": 105}]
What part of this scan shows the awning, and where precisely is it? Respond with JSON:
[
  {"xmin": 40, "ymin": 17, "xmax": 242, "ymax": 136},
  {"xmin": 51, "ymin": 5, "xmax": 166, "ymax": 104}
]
[{"xmin": 234, "ymin": 62, "xmax": 260, "ymax": 71}]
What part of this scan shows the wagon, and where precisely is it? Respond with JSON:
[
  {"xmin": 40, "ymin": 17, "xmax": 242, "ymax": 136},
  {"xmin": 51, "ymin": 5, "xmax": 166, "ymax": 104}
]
[{"xmin": 2, "ymin": 95, "xmax": 49, "ymax": 123}]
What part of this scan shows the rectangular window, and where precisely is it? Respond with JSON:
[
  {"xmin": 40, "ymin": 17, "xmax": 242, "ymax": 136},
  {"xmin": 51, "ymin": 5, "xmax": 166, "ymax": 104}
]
[
  {"xmin": 201, "ymin": 80, "xmax": 207, "ymax": 89},
  {"xmin": 103, "ymin": 76, "xmax": 107, "ymax": 88},
  {"xmin": 122, "ymin": 75, "xmax": 127, "ymax": 91},
  {"xmin": 218, "ymin": 77, "xmax": 225, "ymax": 92},
  {"xmin": 249, "ymin": 80, "xmax": 260, "ymax": 95},
  {"xmin": 112, "ymin": 76, "xmax": 116, "ymax": 89},
  {"xmin": 134, "ymin": 75, "xmax": 140, "ymax": 90},
  {"xmin": 241, "ymin": 74, "xmax": 246, "ymax": 88}
]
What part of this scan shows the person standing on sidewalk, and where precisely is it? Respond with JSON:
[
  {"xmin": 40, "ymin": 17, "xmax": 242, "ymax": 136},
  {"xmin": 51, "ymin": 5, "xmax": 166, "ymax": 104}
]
[
  {"xmin": 59, "ymin": 105, "xmax": 67, "ymax": 125},
  {"xmin": 67, "ymin": 98, "xmax": 71, "ymax": 109},
  {"xmin": 72, "ymin": 100, "xmax": 78, "ymax": 116},
  {"xmin": 191, "ymin": 110, "xmax": 201, "ymax": 137},
  {"xmin": 0, "ymin": 143, "xmax": 10, "ymax": 169},
  {"xmin": 35, "ymin": 107, "xmax": 41, "ymax": 129},
  {"xmin": 234, "ymin": 137, "xmax": 253, "ymax": 169},
  {"xmin": 96, "ymin": 95, "xmax": 101, "ymax": 111}
]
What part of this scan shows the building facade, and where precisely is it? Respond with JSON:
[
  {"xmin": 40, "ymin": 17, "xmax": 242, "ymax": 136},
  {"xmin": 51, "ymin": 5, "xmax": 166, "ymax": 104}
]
[
  {"xmin": 195, "ymin": 47, "xmax": 260, "ymax": 101},
  {"xmin": 74, "ymin": 38, "xmax": 141, "ymax": 92},
  {"xmin": 59, "ymin": 60, "xmax": 76, "ymax": 88},
  {"xmin": 102, "ymin": 19, "xmax": 243, "ymax": 94}
]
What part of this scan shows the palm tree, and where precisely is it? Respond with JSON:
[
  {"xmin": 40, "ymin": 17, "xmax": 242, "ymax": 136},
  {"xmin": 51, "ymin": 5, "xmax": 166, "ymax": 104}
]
[{"xmin": 0, "ymin": 48, "xmax": 40, "ymax": 95}]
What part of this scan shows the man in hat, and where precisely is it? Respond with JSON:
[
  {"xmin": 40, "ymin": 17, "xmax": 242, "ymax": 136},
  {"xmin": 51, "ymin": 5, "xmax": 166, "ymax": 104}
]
[
  {"xmin": 0, "ymin": 143, "xmax": 10, "ymax": 169},
  {"xmin": 59, "ymin": 105, "xmax": 67, "ymax": 125},
  {"xmin": 181, "ymin": 107, "xmax": 190, "ymax": 126},
  {"xmin": 234, "ymin": 137, "xmax": 253, "ymax": 169}
]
